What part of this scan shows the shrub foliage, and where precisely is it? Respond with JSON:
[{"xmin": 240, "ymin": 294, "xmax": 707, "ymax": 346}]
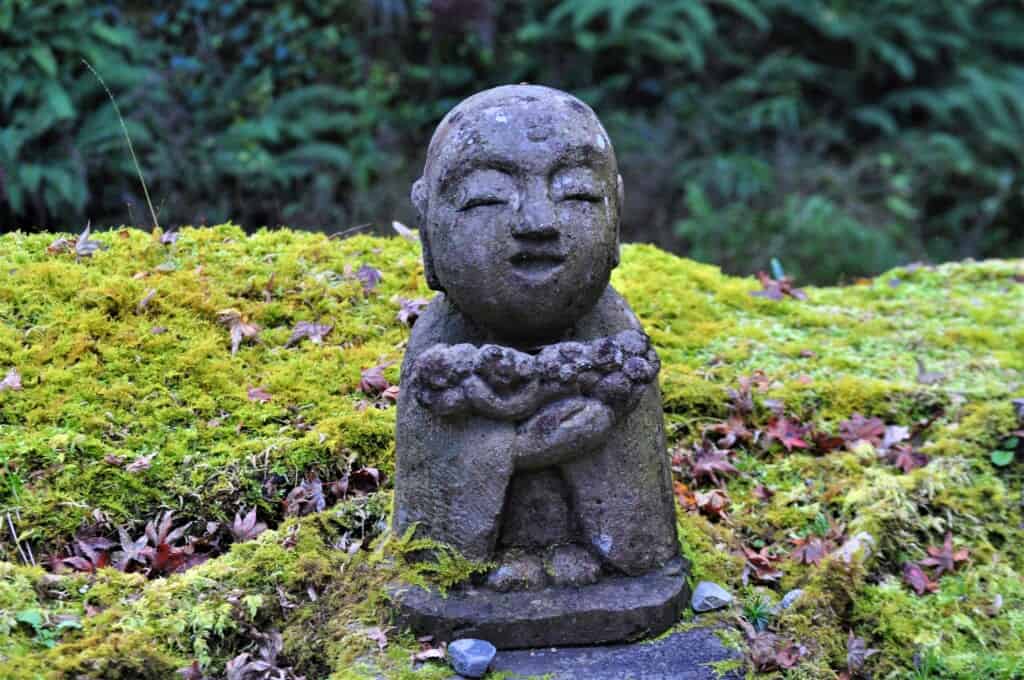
[{"xmin": 2, "ymin": 0, "xmax": 1023, "ymax": 282}]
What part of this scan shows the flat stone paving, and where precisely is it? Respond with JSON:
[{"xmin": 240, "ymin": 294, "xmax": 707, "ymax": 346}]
[{"xmin": 486, "ymin": 627, "xmax": 745, "ymax": 679}]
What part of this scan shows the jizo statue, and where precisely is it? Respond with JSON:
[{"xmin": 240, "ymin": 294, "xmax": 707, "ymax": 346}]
[{"xmin": 392, "ymin": 84, "xmax": 687, "ymax": 648}]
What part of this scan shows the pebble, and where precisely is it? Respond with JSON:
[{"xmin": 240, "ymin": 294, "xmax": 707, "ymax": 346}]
[
  {"xmin": 449, "ymin": 638, "xmax": 497, "ymax": 678},
  {"xmin": 772, "ymin": 588, "xmax": 804, "ymax": 615},
  {"xmin": 691, "ymin": 581, "xmax": 733, "ymax": 612}
]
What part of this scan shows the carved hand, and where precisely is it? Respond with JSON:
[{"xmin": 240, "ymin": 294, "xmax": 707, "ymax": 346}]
[{"xmin": 512, "ymin": 397, "xmax": 614, "ymax": 470}]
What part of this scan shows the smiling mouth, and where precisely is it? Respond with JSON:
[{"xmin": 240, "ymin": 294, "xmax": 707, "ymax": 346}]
[{"xmin": 509, "ymin": 252, "xmax": 566, "ymax": 277}]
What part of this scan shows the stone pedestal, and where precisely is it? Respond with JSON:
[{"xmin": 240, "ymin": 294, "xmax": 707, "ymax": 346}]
[{"xmin": 392, "ymin": 558, "xmax": 689, "ymax": 649}]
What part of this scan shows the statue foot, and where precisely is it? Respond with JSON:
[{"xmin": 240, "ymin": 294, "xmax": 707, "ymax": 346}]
[
  {"xmin": 485, "ymin": 549, "xmax": 547, "ymax": 592},
  {"xmin": 547, "ymin": 544, "xmax": 602, "ymax": 586}
]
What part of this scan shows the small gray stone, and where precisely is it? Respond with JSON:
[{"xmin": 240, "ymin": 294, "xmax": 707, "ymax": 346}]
[
  {"xmin": 772, "ymin": 588, "xmax": 804, "ymax": 614},
  {"xmin": 449, "ymin": 638, "xmax": 496, "ymax": 678},
  {"xmin": 691, "ymin": 581, "xmax": 733, "ymax": 612}
]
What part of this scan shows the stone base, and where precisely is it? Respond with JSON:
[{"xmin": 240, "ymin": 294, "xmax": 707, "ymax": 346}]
[
  {"xmin": 490, "ymin": 627, "xmax": 744, "ymax": 679},
  {"xmin": 391, "ymin": 558, "xmax": 689, "ymax": 649}
]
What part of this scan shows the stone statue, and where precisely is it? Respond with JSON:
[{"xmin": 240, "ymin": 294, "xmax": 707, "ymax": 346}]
[{"xmin": 392, "ymin": 84, "xmax": 687, "ymax": 648}]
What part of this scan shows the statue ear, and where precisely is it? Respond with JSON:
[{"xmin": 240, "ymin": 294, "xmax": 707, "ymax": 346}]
[
  {"xmin": 412, "ymin": 178, "xmax": 443, "ymax": 291},
  {"xmin": 611, "ymin": 174, "xmax": 624, "ymax": 269}
]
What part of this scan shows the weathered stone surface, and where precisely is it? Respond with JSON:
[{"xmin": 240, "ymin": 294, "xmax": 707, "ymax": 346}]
[
  {"xmin": 393, "ymin": 558, "xmax": 689, "ymax": 649},
  {"xmin": 392, "ymin": 84, "xmax": 684, "ymax": 647},
  {"xmin": 485, "ymin": 550, "xmax": 547, "ymax": 592},
  {"xmin": 691, "ymin": 581, "xmax": 733, "ymax": 612},
  {"xmin": 490, "ymin": 627, "xmax": 744, "ymax": 679},
  {"xmin": 448, "ymin": 638, "xmax": 496, "ymax": 678},
  {"xmin": 547, "ymin": 543, "xmax": 602, "ymax": 586}
]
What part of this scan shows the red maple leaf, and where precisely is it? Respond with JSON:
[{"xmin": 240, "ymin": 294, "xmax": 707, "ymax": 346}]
[
  {"xmin": 688, "ymin": 442, "xmax": 740, "ymax": 487},
  {"xmin": 919, "ymin": 532, "xmax": 969, "ymax": 577},
  {"xmin": 763, "ymin": 417, "xmax": 810, "ymax": 451},
  {"xmin": 839, "ymin": 413, "xmax": 886, "ymax": 447}
]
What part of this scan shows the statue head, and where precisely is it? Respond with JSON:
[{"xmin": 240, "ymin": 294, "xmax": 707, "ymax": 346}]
[{"xmin": 412, "ymin": 84, "xmax": 624, "ymax": 342}]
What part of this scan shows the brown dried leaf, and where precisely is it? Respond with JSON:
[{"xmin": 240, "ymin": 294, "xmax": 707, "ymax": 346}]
[
  {"xmin": 919, "ymin": 532, "xmax": 969, "ymax": 577},
  {"xmin": 286, "ymin": 321, "xmax": 333, "ymax": 348},
  {"xmin": 126, "ymin": 452, "xmax": 156, "ymax": 473},
  {"xmin": 216, "ymin": 309, "xmax": 261, "ymax": 356},
  {"xmin": 839, "ymin": 413, "xmax": 886, "ymax": 447},
  {"xmin": 902, "ymin": 561, "xmax": 939, "ymax": 595},
  {"xmin": 247, "ymin": 386, "xmax": 272, "ymax": 403}
]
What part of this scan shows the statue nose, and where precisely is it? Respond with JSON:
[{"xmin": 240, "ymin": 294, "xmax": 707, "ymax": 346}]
[{"xmin": 512, "ymin": 196, "xmax": 558, "ymax": 239}]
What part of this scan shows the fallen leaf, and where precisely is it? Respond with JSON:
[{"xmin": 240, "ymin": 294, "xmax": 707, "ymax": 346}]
[
  {"xmin": 137, "ymin": 288, "xmax": 157, "ymax": 314},
  {"xmin": 216, "ymin": 309, "xmax": 261, "ymax": 355},
  {"xmin": 74, "ymin": 221, "xmax": 104, "ymax": 259},
  {"xmin": 839, "ymin": 413, "xmax": 886, "ymax": 448},
  {"xmin": 903, "ymin": 561, "xmax": 939, "ymax": 595},
  {"xmin": 741, "ymin": 545, "xmax": 783, "ymax": 584},
  {"xmin": 846, "ymin": 631, "xmax": 879, "ymax": 674},
  {"xmin": 763, "ymin": 417, "xmax": 810, "ymax": 451},
  {"xmin": 126, "ymin": 452, "xmax": 156, "ymax": 473},
  {"xmin": 811, "ymin": 431, "xmax": 846, "ymax": 453},
  {"xmin": 356, "ymin": 264, "xmax": 382, "ymax": 294},
  {"xmin": 396, "ymin": 297, "xmax": 429, "ymax": 326},
  {"xmin": 177, "ymin": 661, "xmax": 206, "ymax": 680},
  {"xmin": 360, "ymin": 363, "xmax": 392, "ymax": 397},
  {"xmin": 688, "ymin": 442, "xmax": 739, "ymax": 487},
  {"xmin": 888, "ymin": 445, "xmax": 929, "ymax": 473},
  {"xmin": 790, "ymin": 535, "xmax": 827, "ymax": 565},
  {"xmin": 286, "ymin": 321, "xmax": 333, "ymax": 347},
  {"xmin": 750, "ymin": 271, "xmax": 807, "ymax": 301},
  {"xmin": 247, "ymin": 386, "xmax": 272, "ymax": 403},
  {"xmin": 919, "ymin": 532, "xmax": 969, "ymax": 577},
  {"xmin": 230, "ymin": 508, "xmax": 268, "ymax": 542},
  {"xmin": 696, "ymin": 488, "xmax": 731, "ymax": 518},
  {"xmin": 752, "ymin": 484, "xmax": 774, "ymax": 502},
  {"xmin": 673, "ymin": 481, "xmax": 697, "ymax": 511},
  {"xmin": 365, "ymin": 626, "xmax": 389, "ymax": 651},
  {"xmin": 0, "ymin": 368, "xmax": 22, "ymax": 392},
  {"xmin": 284, "ymin": 475, "xmax": 326, "ymax": 516},
  {"xmin": 775, "ymin": 642, "xmax": 806, "ymax": 668},
  {"xmin": 160, "ymin": 228, "xmax": 180, "ymax": 246},
  {"xmin": 705, "ymin": 415, "xmax": 754, "ymax": 448}
]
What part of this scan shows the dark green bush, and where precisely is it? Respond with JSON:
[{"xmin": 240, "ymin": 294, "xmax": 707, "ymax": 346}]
[{"xmin": 2, "ymin": 0, "xmax": 1023, "ymax": 282}]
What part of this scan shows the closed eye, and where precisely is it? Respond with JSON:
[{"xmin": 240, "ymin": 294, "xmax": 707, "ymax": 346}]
[
  {"xmin": 459, "ymin": 197, "xmax": 507, "ymax": 211},
  {"xmin": 562, "ymin": 193, "xmax": 601, "ymax": 203}
]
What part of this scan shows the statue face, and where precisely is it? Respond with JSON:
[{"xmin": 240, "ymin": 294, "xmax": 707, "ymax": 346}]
[{"xmin": 416, "ymin": 86, "xmax": 622, "ymax": 342}]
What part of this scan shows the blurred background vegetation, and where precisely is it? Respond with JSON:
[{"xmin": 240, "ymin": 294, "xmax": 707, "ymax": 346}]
[{"xmin": 1, "ymin": 0, "xmax": 1022, "ymax": 283}]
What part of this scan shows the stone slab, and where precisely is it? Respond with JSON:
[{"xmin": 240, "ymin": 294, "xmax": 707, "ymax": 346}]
[
  {"xmin": 392, "ymin": 559, "xmax": 689, "ymax": 649},
  {"xmin": 489, "ymin": 627, "xmax": 744, "ymax": 680}
]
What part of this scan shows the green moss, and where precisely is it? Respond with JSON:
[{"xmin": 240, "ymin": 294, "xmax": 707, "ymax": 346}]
[{"xmin": 0, "ymin": 227, "xmax": 1022, "ymax": 676}]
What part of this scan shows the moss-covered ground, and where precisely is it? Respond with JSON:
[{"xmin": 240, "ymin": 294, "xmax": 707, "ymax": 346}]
[{"xmin": 1, "ymin": 225, "xmax": 1021, "ymax": 678}]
